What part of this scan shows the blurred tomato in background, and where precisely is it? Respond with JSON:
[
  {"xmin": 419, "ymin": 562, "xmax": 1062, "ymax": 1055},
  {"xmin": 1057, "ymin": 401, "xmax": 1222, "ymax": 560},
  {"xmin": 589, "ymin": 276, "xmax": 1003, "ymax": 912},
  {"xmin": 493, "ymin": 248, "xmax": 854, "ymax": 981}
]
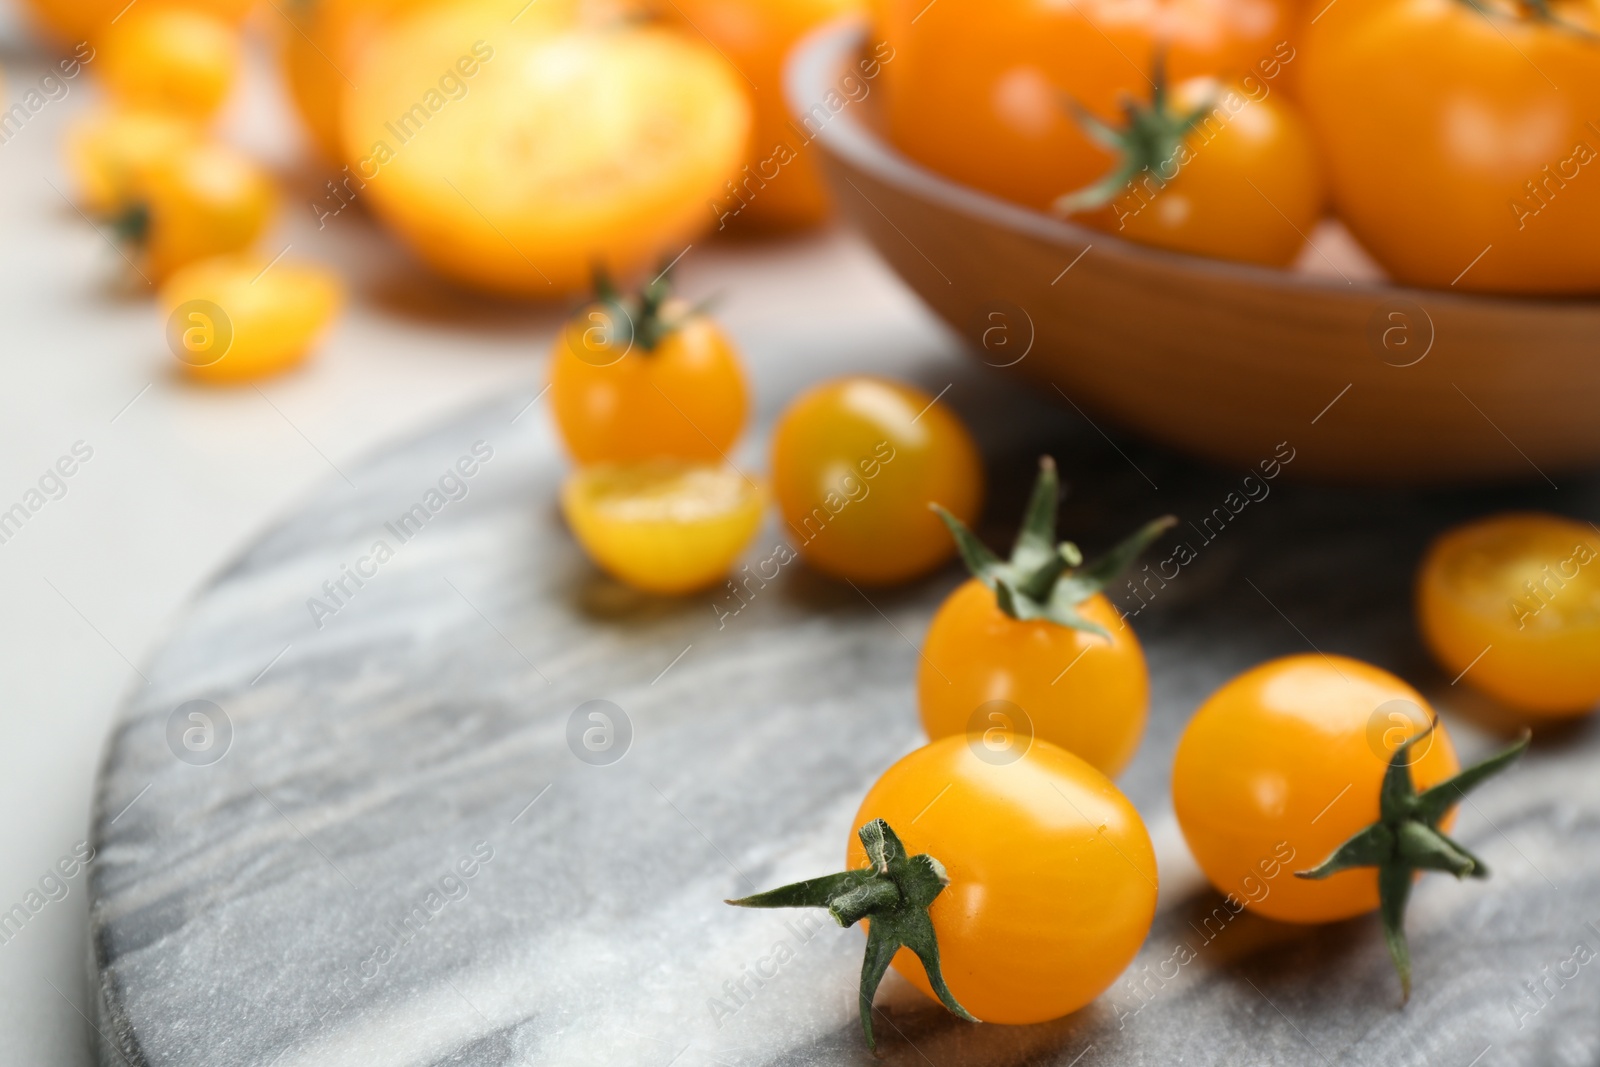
[
  {"xmin": 20, "ymin": 0, "xmax": 253, "ymax": 46},
  {"xmin": 96, "ymin": 6, "xmax": 240, "ymax": 118},
  {"xmin": 339, "ymin": 1, "xmax": 751, "ymax": 296},
  {"xmin": 280, "ymin": 0, "xmax": 461, "ymax": 162},
  {"xmin": 1299, "ymin": 0, "xmax": 1600, "ymax": 293},
  {"xmin": 875, "ymin": 0, "xmax": 1294, "ymax": 211}
]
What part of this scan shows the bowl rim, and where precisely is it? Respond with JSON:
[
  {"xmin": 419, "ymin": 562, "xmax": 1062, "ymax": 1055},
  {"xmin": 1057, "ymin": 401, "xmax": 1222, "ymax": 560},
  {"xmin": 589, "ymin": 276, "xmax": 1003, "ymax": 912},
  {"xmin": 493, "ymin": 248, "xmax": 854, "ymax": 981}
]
[{"xmin": 783, "ymin": 16, "xmax": 1600, "ymax": 313}]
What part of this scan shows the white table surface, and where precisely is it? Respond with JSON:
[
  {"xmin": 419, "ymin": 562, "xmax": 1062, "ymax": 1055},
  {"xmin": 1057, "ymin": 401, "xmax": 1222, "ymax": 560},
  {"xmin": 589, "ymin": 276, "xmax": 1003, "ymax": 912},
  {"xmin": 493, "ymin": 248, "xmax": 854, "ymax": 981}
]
[{"xmin": 0, "ymin": 7, "xmax": 956, "ymax": 1061}]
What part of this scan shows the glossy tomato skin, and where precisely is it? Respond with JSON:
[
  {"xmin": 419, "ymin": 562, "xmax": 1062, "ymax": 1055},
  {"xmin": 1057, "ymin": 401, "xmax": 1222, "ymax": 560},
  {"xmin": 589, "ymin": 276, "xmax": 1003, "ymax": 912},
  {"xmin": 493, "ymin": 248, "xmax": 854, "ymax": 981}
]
[
  {"xmin": 342, "ymin": 6, "xmax": 750, "ymax": 296},
  {"xmin": 1417, "ymin": 513, "xmax": 1600, "ymax": 717},
  {"xmin": 771, "ymin": 377, "xmax": 982, "ymax": 585},
  {"xmin": 1079, "ymin": 78, "xmax": 1324, "ymax": 267},
  {"xmin": 1299, "ymin": 0, "xmax": 1600, "ymax": 293},
  {"xmin": 847, "ymin": 735, "xmax": 1157, "ymax": 1024},
  {"xmin": 656, "ymin": 0, "xmax": 862, "ymax": 229},
  {"xmin": 549, "ymin": 303, "xmax": 748, "ymax": 465},
  {"xmin": 919, "ymin": 581, "xmax": 1147, "ymax": 776},
  {"xmin": 876, "ymin": 0, "xmax": 1294, "ymax": 210},
  {"xmin": 1173, "ymin": 654, "xmax": 1461, "ymax": 924}
]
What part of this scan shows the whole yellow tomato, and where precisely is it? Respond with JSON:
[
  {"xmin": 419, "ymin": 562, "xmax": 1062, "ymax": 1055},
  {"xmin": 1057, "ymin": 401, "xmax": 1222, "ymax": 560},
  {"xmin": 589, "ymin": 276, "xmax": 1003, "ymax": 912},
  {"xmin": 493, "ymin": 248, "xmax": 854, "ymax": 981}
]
[
  {"xmin": 341, "ymin": 3, "xmax": 750, "ymax": 295},
  {"xmin": 1057, "ymin": 72, "xmax": 1324, "ymax": 267},
  {"xmin": 549, "ymin": 272, "xmax": 748, "ymax": 465},
  {"xmin": 110, "ymin": 141, "xmax": 276, "ymax": 281},
  {"xmin": 919, "ymin": 457, "xmax": 1173, "ymax": 777},
  {"xmin": 876, "ymin": 0, "xmax": 1295, "ymax": 210},
  {"xmin": 561, "ymin": 461, "xmax": 765, "ymax": 593},
  {"xmin": 1299, "ymin": 0, "xmax": 1600, "ymax": 292},
  {"xmin": 655, "ymin": 0, "xmax": 863, "ymax": 229},
  {"xmin": 97, "ymin": 7, "xmax": 240, "ymax": 119},
  {"xmin": 770, "ymin": 376, "xmax": 982, "ymax": 585},
  {"xmin": 924, "ymin": 584, "xmax": 1146, "ymax": 771},
  {"xmin": 1174, "ymin": 655, "xmax": 1462, "ymax": 923},
  {"xmin": 162, "ymin": 255, "xmax": 343, "ymax": 384},
  {"xmin": 1175, "ymin": 653, "xmax": 1533, "ymax": 998},
  {"xmin": 1417, "ymin": 513, "xmax": 1600, "ymax": 717},
  {"xmin": 730, "ymin": 735, "xmax": 1157, "ymax": 1046}
]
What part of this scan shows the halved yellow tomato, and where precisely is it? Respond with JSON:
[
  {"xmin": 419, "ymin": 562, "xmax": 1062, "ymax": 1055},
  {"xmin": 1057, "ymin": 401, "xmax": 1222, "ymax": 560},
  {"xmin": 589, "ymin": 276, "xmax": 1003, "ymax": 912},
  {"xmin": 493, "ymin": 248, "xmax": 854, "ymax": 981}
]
[
  {"xmin": 1418, "ymin": 513, "xmax": 1600, "ymax": 716},
  {"xmin": 162, "ymin": 255, "xmax": 343, "ymax": 384},
  {"xmin": 561, "ymin": 461, "xmax": 765, "ymax": 593},
  {"xmin": 341, "ymin": 3, "xmax": 750, "ymax": 295}
]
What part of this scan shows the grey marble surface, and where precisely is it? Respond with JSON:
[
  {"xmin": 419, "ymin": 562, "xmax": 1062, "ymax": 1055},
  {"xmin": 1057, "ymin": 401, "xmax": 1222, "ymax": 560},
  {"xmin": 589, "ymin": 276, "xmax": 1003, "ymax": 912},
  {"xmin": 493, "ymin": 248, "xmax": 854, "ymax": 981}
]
[{"xmin": 88, "ymin": 343, "xmax": 1600, "ymax": 1066}]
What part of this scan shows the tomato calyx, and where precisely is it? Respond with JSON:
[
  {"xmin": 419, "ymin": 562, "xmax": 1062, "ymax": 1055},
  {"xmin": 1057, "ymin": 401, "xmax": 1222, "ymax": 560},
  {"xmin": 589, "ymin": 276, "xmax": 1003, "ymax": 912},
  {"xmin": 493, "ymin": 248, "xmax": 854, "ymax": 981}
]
[
  {"xmin": 589, "ymin": 265, "xmax": 706, "ymax": 353},
  {"xmin": 1295, "ymin": 726, "xmax": 1531, "ymax": 1002},
  {"xmin": 108, "ymin": 201, "xmax": 152, "ymax": 249},
  {"xmin": 932, "ymin": 455, "xmax": 1174, "ymax": 637},
  {"xmin": 1051, "ymin": 55, "xmax": 1216, "ymax": 217},
  {"xmin": 725, "ymin": 818, "xmax": 978, "ymax": 1049}
]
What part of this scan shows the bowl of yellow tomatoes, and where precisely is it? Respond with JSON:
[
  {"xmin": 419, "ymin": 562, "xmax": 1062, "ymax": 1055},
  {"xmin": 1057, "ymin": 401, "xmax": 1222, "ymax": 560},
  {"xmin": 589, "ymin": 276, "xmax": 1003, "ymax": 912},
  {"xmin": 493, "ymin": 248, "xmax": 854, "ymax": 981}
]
[{"xmin": 787, "ymin": 9, "xmax": 1600, "ymax": 485}]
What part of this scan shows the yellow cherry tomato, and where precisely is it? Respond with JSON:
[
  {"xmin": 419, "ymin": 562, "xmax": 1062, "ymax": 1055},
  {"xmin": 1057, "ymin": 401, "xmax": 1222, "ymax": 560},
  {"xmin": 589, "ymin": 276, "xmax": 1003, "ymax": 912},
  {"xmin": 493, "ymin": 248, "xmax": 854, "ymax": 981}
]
[
  {"xmin": 549, "ymin": 277, "xmax": 748, "ymax": 465},
  {"xmin": 560, "ymin": 461, "xmax": 765, "ymax": 594},
  {"xmin": 874, "ymin": 0, "xmax": 1294, "ymax": 212},
  {"xmin": 21, "ymin": 0, "xmax": 252, "ymax": 47},
  {"xmin": 112, "ymin": 140, "xmax": 276, "ymax": 281},
  {"xmin": 1418, "ymin": 513, "xmax": 1600, "ymax": 717},
  {"xmin": 97, "ymin": 7, "xmax": 240, "ymax": 119},
  {"xmin": 1058, "ymin": 74, "xmax": 1325, "ymax": 268},
  {"xmin": 921, "ymin": 582, "xmax": 1146, "ymax": 776},
  {"xmin": 161, "ymin": 255, "xmax": 343, "ymax": 384},
  {"xmin": 847, "ymin": 735, "xmax": 1157, "ymax": 1025},
  {"xmin": 1172, "ymin": 654, "xmax": 1461, "ymax": 924},
  {"xmin": 341, "ymin": 3, "xmax": 750, "ymax": 296},
  {"xmin": 771, "ymin": 377, "xmax": 982, "ymax": 585},
  {"xmin": 65, "ymin": 108, "xmax": 200, "ymax": 215},
  {"xmin": 918, "ymin": 457, "xmax": 1168, "ymax": 777}
]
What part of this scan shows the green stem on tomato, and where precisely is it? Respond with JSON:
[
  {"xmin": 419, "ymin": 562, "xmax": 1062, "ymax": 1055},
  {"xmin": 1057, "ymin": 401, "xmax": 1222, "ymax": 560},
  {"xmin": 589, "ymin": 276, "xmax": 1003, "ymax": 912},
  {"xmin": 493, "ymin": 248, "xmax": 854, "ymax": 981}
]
[
  {"xmin": 931, "ymin": 455, "xmax": 1174, "ymax": 637},
  {"xmin": 1294, "ymin": 726, "xmax": 1531, "ymax": 1001},
  {"xmin": 725, "ymin": 819, "xmax": 978, "ymax": 1050},
  {"xmin": 589, "ymin": 261, "xmax": 713, "ymax": 354},
  {"xmin": 108, "ymin": 201, "xmax": 151, "ymax": 250},
  {"xmin": 1051, "ymin": 52, "xmax": 1217, "ymax": 219}
]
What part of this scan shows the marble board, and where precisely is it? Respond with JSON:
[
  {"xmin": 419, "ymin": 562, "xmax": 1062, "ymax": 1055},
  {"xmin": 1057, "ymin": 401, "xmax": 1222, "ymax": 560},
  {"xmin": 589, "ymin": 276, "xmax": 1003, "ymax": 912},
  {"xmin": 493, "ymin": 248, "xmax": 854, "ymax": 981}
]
[{"xmin": 87, "ymin": 348, "xmax": 1600, "ymax": 1067}]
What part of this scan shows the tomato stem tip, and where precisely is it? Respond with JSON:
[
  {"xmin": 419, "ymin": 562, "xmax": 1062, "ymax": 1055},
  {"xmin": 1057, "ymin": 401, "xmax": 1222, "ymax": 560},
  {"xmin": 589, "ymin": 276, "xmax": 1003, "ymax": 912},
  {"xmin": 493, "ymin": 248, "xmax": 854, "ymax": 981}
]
[
  {"xmin": 1294, "ymin": 726, "xmax": 1531, "ymax": 1002},
  {"xmin": 933, "ymin": 455, "xmax": 1174, "ymax": 634},
  {"xmin": 586, "ymin": 260, "xmax": 692, "ymax": 353},
  {"xmin": 725, "ymin": 818, "xmax": 978, "ymax": 1050},
  {"xmin": 1051, "ymin": 52, "xmax": 1217, "ymax": 218}
]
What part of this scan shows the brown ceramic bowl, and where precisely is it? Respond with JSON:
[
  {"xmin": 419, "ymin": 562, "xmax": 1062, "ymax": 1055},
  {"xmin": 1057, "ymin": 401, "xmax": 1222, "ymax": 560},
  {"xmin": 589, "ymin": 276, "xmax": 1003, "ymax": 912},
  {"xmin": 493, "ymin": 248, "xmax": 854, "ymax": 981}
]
[{"xmin": 784, "ymin": 19, "xmax": 1600, "ymax": 485}]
